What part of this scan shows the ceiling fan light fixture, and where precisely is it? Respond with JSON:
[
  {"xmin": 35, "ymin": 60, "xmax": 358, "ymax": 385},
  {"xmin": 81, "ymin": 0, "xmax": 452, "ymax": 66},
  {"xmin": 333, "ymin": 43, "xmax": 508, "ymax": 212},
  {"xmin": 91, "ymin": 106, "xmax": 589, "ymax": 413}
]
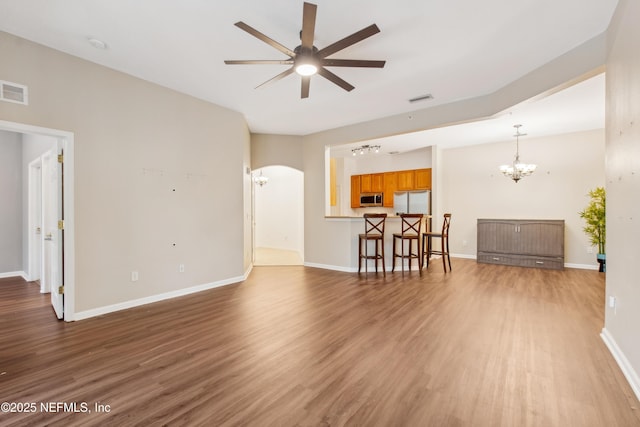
[
  {"xmin": 294, "ymin": 53, "xmax": 319, "ymax": 76},
  {"xmin": 295, "ymin": 62, "xmax": 318, "ymax": 76}
]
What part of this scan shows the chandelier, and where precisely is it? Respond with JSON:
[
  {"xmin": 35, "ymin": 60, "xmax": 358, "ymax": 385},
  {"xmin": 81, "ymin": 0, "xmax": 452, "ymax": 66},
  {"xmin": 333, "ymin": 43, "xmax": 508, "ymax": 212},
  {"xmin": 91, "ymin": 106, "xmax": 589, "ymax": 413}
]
[
  {"xmin": 499, "ymin": 124, "xmax": 536, "ymax": 183},
  {"xmin": 352, "ymin": 144, "xmax": 381, "ymax": 156},
  {"xmin": 253, "ymin": 170, "xmax": 269, "ymax": 186}
]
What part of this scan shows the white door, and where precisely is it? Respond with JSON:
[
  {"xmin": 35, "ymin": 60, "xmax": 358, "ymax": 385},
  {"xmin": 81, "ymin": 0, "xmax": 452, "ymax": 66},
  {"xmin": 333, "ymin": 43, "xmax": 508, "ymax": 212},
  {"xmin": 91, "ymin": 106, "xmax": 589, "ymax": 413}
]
[{"xmin": 42, "ymin": 148, "xmax": 64, "ymax": 319}]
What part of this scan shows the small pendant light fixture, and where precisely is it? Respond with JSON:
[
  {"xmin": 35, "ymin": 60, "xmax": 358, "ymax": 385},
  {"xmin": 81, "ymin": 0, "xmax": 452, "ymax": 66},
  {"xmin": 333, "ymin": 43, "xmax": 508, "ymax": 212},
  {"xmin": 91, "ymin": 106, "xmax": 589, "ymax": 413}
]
[
  {"xmin": 499, "ymin": 124, "xmax": 536, "ymax": 183},
  {"xmin": 253, "ymin": 170, "xmax": 269, "ymax": 187}
]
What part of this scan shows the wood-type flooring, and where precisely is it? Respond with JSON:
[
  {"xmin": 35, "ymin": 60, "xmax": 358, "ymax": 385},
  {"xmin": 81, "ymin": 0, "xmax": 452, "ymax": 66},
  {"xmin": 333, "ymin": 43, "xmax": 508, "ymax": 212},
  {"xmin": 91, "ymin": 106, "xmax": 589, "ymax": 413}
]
[{"xmin": 1, "ymin": 259, "xmax": 639, "ymax": 426}]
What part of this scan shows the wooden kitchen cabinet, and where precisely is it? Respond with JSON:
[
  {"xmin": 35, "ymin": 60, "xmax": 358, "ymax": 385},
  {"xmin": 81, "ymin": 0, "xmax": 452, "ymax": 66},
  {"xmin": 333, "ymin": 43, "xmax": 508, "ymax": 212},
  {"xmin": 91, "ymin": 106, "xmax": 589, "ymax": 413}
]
[
  {"xmin": 359, "ymin": 173, "xmax": 383, "ymax": 193},
  {"xmin": 415, "ymin": 168, "xmax": 432, "ymax": 190},
  {"xmin": 371, "ymin": 173, "xmax": 384, "ymax": 192},
  {"xmin": 397, "ymin": 170, "xmax": 415, "ymax": 190},
  {"xmin": 383, "ymin": 172, "xmax": 397, "ymax": 207},
  {"xmin": 350, "ymin": 175, "xmax": 361, "ymax": 208},
  {"xmin": 360, "ymin": 174, "xmax": 372, "ymax": 192},
  {"xmin": 351, "ymin": 169, "xmax": 430, "ymax": 208}
]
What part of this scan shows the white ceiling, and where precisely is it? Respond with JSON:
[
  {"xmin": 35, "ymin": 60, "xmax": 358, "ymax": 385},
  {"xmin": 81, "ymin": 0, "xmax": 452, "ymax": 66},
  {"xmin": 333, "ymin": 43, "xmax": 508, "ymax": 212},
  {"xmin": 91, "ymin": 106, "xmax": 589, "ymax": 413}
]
[{"xmin": 0, "ymin": 0, "xmax": 616, "ymax": 138}]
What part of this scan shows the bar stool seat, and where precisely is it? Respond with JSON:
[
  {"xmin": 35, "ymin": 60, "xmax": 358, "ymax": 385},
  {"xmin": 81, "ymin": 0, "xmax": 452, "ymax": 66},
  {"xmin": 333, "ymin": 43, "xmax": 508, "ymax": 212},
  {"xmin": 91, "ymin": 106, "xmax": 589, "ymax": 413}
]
[
  {"xmin": 422, "ymin": 213, "xmax": 452, "ymax": 272},
  {"xmin": 358, "ymin": 213, "xmax": 387, "ymax": 275},
  {"xmin": 392, "ymin": 213, "xmax": 423, "ymax": 272}
]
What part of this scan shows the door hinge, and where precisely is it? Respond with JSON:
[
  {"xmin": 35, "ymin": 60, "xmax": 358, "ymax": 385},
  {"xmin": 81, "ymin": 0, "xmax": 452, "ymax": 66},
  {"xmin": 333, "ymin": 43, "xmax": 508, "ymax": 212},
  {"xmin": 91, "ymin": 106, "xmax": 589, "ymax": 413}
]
[
  {"xmin": 57, "ymin": 154, "xmax": 64, "ymax": 163},
  {"xmin": 58, "ymin": 285, "xmax": 64, "ymax": 295},
  {"xmin": 58, "ymin": 220, "xmax": 64, "ymax": 230}
]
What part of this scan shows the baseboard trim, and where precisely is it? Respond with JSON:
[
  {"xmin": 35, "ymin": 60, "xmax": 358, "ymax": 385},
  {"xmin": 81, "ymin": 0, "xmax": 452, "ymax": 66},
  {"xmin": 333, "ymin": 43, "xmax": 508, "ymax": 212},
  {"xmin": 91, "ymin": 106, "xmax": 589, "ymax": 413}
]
[
  {"xmin": 73, "ymin": 275, "xmax": 245, "ymax": 321},
  {"xmin": 451, "ymin": 253, "xmax": 476, "ymax": 260},
  {"xmin": 565, "ymin": 262, "xmax": 598, "ymax": 270},
  {"xmin": 0, "ymin": 271, "xmax": 27, "ymax": 280},
  {"xmin": 601, "ymin": 327, "xmax": 640, "ymax": 402},
  {"xmin": 304, "ymin": 262, "xmax": 356, "ymax": 273}
]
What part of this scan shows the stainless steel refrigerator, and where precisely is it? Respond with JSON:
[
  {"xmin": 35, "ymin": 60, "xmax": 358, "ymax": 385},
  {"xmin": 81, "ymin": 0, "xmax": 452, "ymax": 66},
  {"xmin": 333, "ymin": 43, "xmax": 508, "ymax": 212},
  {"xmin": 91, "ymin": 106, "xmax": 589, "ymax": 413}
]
[{"xmin": 393, "ymin": 190, "xmax": 431, "ymax": 215}]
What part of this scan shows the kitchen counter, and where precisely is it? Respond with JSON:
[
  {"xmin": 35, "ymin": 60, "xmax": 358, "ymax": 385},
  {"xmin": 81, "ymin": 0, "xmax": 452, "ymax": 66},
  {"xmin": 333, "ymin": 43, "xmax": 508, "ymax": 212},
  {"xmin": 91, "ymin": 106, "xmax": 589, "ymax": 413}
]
[{"xmin": 318, "ymin": 215, "xmax": 433, "ymax": 272}]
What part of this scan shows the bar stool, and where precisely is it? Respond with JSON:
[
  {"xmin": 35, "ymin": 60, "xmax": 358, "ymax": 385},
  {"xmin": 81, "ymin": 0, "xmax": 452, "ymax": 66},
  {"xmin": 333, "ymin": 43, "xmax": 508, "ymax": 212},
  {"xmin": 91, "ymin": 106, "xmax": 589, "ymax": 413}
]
[
  {"xmin": 392, "ymin": 213, "xmax": 423, "ymax": 272},
  {"xmin": 422, "ymin": 213, "xmax": 452, "ymax": 272},
  {"xmin": 358, "ymin": 213, "xmax": 387, "ymax": 275}
]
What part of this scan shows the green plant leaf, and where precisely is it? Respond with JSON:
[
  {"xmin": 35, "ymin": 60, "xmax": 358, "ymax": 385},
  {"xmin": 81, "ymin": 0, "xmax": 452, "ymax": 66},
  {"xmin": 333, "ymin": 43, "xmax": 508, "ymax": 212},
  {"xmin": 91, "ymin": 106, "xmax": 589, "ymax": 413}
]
[{"xmin": 578, "ymin": 186, "xmax": 605, "ymax": 254}]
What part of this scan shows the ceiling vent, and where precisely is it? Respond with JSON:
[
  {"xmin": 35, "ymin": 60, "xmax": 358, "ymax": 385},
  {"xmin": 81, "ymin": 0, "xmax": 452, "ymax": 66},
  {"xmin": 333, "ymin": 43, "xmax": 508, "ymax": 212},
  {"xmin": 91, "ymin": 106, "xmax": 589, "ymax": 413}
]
[
  {"xmin": 1, "ymin": 80, "xmax": 28, "ymax": 105},
  {"xmin": 409, "ymin": 94, "xmax": 433, "ymax": 103}
]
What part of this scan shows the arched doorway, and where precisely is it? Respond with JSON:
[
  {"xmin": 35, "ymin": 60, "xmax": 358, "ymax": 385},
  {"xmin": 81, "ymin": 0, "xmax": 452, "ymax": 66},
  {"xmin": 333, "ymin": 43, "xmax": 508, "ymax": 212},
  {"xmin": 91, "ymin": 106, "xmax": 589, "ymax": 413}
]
[{"xmin": 253, "ymin": 165, "xmax": 304, "ymax": 265}]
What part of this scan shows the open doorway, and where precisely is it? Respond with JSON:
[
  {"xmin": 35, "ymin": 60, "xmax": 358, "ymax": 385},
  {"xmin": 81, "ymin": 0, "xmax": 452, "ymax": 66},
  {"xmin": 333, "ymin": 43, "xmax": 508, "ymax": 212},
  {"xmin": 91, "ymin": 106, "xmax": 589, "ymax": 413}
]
[
  {"xmin": 0, "ymin": 120, "xmax": 75, "ymax": 321},
  {"xmin": 253, "ymin": 165, "xmax": 304, "ymax": 266}
]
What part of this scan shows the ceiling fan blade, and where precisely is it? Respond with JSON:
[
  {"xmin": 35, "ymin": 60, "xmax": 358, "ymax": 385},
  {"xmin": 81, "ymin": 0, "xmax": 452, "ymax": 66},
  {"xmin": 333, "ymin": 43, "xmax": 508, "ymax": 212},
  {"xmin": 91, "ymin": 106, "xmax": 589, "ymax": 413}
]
[
  {"xmin": 225, "ymin": 59, "xmax": 294, "ymax": 65},
  {"xmin": 255, "ymin": 67, "xmax": 295, "ymax": 89},
  {"xmin": 317, "ymin": 24, "xmax": 381, "ymax": 58},
  {"xmin": 234, "ymin": 21, "xmax": 296, "ymax": 57},
  {"xmin": 301, "ymin": 76, "xmax": 311, "ymax": 98},
  {"xmin": 318, "ymin": 67, "xmax": 355, "ymax": 92},
  {"xmin": 321, "ymin": 59, "xmax": 386, "ymax": 68},
  {"xmin": 300, "ymin": 2, "xmax": 317, "ymax": 50}
]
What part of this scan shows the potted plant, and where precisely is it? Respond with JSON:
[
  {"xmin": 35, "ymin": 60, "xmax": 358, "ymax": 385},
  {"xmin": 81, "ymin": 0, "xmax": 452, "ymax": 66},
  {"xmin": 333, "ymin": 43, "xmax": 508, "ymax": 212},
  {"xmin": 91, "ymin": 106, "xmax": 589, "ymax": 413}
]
[{"xmin": 579, "ymin": 187, "xmax": 606, "ymax": 272}]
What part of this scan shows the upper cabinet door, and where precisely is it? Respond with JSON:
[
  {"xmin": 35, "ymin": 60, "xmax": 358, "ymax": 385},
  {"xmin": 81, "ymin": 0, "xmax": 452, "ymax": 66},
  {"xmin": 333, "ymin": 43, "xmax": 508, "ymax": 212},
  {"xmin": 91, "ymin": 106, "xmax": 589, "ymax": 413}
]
[
  {"xmin": 397, "ymin": 170, "xmax": 415, "ymax": 190},
  {"xmin": 383, "ymin": 172, "xmax": 397, "ymax": 207},
  {"xmin": 350, "ymin": 175, "xmax": 361, "ymax": 208},
  {"xmin": 360, "ymin": 174, "xmax": 372, "ymax": 193},
  {"xmin": 371, "ymin": 173, "xmax": 384, "ymax": 193},
  {"xmin": 415, "ymin": 168, "xmax": 432, "ymax": 190}
]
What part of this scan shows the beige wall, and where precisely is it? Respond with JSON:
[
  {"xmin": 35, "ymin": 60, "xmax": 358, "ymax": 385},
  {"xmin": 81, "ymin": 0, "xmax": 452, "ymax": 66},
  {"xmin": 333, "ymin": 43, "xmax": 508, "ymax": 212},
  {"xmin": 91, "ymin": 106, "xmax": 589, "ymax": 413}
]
[
  {"xmin": 603, "ymin": 0, "xmax": 640, "ymax": 398},
  {"xmin": 0, "ymin": 31, "xmax": 251, "ymax": 314},
  {"xmin": 251, "ymin": 133, "xmax": 304, "ymax": 171},
  {"xmin": 441, "ymin": 129, "xmax": 605, "ymax": 267}
]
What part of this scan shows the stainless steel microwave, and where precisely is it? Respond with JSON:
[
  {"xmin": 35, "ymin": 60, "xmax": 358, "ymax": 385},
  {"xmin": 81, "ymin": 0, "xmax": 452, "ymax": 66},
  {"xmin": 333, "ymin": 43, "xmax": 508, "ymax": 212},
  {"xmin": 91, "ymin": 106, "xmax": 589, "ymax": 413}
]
[{"xmin": 360, "ymin": 193, "xmax": 383, "ymax": 207}]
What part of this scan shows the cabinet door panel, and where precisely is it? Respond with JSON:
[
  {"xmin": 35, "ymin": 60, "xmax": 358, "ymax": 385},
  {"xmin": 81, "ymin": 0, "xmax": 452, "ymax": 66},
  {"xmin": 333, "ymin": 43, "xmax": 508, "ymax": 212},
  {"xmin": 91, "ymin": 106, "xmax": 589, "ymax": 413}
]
[
  {"xmin": 518, "ymin": 222, "xmax": 564, "ymax": 257},
  {"xmin": 360, "ymin": 174, "xmax": 372, "ymax": 193},
  {"xmin": 350, "ymin": 175, "xmax": 361, "ymax": 208},
  {"xmin": 493, "ymin": 221, "xmax": 519, "ymax": 253},
  {"xmin": 397, "ymin": 170, "xmax": 415, "ymax": 190},
  {"xmin": 477, "ymin": 221, "xmax": 498, "ymax": 252},
  {"xmin": 415, "ymin": 168, "xmax": 432, "ymax": 189},
  {"xmin": 383, "ymin": 172, "xmax": 396, "ymax": 207},
  {"xmin": 371, "ymin": 173, "xmax": 384, "ymax": 193}
]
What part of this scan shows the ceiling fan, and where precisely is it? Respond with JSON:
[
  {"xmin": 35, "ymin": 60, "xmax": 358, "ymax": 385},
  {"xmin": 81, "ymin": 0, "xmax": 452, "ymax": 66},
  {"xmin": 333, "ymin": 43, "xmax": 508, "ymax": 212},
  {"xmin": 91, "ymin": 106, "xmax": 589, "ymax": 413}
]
[{"xmin": 224, "ymin": 2, "xmax": 386, "ymax": 98}]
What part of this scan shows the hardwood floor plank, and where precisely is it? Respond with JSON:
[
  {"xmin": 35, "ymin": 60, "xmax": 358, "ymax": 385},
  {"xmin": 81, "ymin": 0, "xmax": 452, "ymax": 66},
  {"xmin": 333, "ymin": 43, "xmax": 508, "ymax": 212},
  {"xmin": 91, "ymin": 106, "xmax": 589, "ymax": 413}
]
[{"xmin": 0, "ymin": 262, "xmax": 638, "ymax": 426}]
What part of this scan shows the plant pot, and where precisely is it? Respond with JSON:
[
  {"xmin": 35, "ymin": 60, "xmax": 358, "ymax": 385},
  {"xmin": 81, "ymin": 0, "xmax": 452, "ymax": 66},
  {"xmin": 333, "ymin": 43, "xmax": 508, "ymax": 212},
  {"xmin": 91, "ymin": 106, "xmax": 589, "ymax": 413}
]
[{"xmin": 597, "ymin": 253, "xmax": 606, "ymax": 273}]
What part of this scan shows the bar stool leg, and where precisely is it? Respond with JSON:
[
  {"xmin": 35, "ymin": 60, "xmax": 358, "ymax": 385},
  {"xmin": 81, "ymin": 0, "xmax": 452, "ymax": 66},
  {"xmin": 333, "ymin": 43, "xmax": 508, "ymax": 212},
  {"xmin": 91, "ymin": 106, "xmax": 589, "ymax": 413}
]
[{"xmin": 381, "ymin": 239, "xmax": 386, "ymax": 275}]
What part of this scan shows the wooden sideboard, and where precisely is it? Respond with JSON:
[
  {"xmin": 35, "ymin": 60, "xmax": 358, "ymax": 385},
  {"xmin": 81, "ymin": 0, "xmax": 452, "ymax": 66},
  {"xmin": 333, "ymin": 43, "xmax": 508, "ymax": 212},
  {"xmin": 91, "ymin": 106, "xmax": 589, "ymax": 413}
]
[{"xmin": 477, "ymin": 219, "xmax": 565, "ymax": 270}]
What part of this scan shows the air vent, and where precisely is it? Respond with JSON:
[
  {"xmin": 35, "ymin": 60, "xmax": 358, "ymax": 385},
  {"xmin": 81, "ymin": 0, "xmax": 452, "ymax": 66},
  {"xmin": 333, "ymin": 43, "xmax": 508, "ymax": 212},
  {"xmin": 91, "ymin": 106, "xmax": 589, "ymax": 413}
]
[
  {"xmin": 409, "ymin": 93, "xmax": 433, "ymax": 103},
  {"xmin": 1, "ymin": 80, "xmax": 28, "ymax": 105}
]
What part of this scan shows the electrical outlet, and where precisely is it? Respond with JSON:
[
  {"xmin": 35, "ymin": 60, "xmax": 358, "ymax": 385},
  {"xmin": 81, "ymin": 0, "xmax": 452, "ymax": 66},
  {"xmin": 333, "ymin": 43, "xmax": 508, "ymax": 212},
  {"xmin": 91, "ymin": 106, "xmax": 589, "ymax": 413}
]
[
  {"xmin": 609, "ymin": 296, "xmax": 616, "ymax": 308},
  {"xmin": 179, "ymin": 264, "xmax": 185, "ymax": 273},
  {"xmin": 131, "ymin": 271, "xmax": 139, "ymax": 282}
]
